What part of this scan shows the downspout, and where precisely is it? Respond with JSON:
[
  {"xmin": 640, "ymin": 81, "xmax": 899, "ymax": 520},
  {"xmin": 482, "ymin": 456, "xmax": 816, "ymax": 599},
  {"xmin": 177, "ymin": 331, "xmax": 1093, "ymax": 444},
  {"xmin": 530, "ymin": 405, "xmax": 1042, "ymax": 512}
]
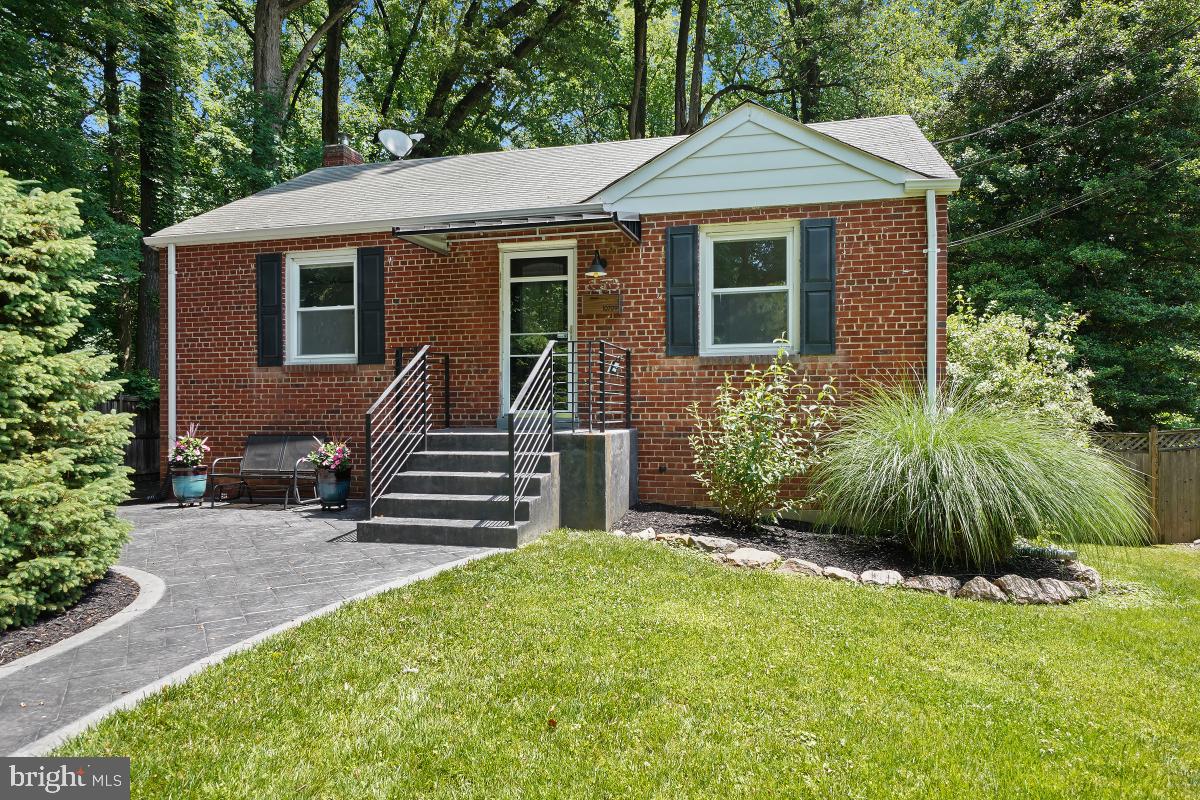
[
  {"xmin": 167, "ymin": 243, "xmax": 177, "ymax": 445},
  {"xmin": 925, "ymin": 189, "xmax": 938, "ymax": 400}
]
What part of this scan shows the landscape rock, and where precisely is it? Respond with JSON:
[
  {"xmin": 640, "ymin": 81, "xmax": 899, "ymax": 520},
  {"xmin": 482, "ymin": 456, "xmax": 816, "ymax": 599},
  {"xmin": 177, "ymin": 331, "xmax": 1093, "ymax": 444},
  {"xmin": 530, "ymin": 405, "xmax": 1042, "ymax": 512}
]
[
  {"xmin": 777, "ymin": 558, "xmax": 823, "ymax": 577},
  {"xmin": 860, "ymin": 569, "xmax": 903, "ymax": 587},
  {"xmin": 901, "ymin": 575, "xmax": 962, "ymax": 595},
  {"xmin": 995, "ymin": 574, "xmax": 1048, "ymax": 604},
  {"xmin": 955, "ymin": 576, "xmax": 1008, "ymax": 603},
  {"xmin": 1062, "ymin": 562, "xmax": 1102, "ymax": 592},
  {"xmin": 610, "ymin": 529, "xmax": 626, "ymax": 537},
  {"xmin": 656, "ymin": 532, "xmax": 693, "ymax": 547},
  {"xmin": 1037, "ymin": 577, "xmax": 1086, "ymax": 603},
  {"xmin": 725, "ymin": 547, "xmax": 783, "ymax": 569},
  {"xmin": 823, "ymin": 566, "xmax": 860, "ymax": 582},
  {"xmin": 691, "ymin": 535, "xmax": 739, "ymax": 554},
  {"xmin": 630, "ymin": 528, "xmax": 656, "ymax": 541}
]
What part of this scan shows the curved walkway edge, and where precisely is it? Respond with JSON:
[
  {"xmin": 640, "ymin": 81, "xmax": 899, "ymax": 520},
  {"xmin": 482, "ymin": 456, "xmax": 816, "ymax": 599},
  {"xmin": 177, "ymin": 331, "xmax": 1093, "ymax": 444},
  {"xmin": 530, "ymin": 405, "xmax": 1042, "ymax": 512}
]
[
  {"xmin": 0, "ymin": 567, "xmax": 167, "ymax": 683},
  {"xmin": 13, "ymin": 549, "xmax": 498, "ymax": 756}
]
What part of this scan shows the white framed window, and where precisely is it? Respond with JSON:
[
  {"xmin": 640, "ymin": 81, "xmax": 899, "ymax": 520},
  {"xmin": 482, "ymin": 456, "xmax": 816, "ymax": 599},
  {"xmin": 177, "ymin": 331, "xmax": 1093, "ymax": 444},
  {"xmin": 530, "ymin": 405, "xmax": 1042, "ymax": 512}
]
[
  {"xmin": 286, "ymin": 248, "xmax": 358, "ymax": 364},
  {"xmin": 700, "ymin": 221, "xmax": 799, "ymax": 355}
]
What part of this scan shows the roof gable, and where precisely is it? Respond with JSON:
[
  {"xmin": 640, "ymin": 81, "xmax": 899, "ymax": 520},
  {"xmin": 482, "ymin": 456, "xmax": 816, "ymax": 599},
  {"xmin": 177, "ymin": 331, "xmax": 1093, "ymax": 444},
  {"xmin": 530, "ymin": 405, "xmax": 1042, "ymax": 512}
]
[{"xmin": 595, "ymin": 104, "xmax": 953, "ymax": 214}]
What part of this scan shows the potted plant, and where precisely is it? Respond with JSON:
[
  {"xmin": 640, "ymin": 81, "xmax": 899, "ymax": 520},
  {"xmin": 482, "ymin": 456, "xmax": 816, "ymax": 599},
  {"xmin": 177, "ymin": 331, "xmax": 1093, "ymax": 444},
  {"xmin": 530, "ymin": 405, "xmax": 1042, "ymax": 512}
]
[
  {"xmin": 307, "ymin": 438, "xmax": 352, "ymax": 510},
  {"xmin": 168, "ymin": 422, "xmax": 210, "ymax": 506}
]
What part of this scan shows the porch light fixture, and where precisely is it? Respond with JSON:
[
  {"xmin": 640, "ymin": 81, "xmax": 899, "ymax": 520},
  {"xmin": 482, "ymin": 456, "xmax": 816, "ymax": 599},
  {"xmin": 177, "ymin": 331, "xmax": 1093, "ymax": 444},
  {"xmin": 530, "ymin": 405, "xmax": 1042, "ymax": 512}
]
[{"xmin": 586, "ymin": 249, "xmax": 608, "ymax": 278}]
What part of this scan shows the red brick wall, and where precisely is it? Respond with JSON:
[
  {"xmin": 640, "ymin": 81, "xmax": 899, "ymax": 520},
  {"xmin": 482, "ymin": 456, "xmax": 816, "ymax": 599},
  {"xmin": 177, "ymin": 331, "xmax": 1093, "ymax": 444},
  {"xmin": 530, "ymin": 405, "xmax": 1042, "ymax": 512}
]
[{"xmin": 160, "ymin": 197, "xmax": 947, "ymax": 506}]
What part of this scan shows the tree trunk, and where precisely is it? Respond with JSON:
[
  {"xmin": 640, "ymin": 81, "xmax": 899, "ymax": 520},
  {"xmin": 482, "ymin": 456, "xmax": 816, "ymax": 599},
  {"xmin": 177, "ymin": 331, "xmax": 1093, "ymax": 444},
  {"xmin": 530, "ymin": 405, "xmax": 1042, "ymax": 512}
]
[
  {"xmin": 685, "ymin": 0, "xmax": 707, "ymax": 132},
  {"xmin": 673, "ymin": 0, "xmax": 691, "ymax": 135},
  {"xmin": 103, "ymin": 25, "xmax": 135, "ymax": 372},
  {"xmin": 628, "ymin": 0, "xmax": 648, "ymax": 139},
  {"xmin": 252, "ymin": 0, "xmax": 285, "ymax": 183},
  {"xmin": 137, "ymin": 1, "xmax": 177, "ymax": 378},
  {"xmin": 321, "ymin": 0, "xmax": 343, "ymax": 145}
]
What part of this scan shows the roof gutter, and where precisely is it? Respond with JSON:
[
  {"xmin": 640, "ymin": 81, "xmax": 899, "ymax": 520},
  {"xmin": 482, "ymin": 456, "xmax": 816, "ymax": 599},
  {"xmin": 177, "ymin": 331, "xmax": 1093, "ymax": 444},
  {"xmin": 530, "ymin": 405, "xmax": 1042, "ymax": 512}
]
[{"xmin": 142, "ymin": 203, "xmax": 612, "ymax": 248}]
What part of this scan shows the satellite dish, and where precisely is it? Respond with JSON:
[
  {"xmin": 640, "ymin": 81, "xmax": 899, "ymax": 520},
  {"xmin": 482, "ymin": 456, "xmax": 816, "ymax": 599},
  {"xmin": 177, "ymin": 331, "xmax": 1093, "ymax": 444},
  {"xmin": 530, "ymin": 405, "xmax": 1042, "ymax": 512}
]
[{"xmin": 378, "ymin": 129, "xmax": 425, "ymax": 159}]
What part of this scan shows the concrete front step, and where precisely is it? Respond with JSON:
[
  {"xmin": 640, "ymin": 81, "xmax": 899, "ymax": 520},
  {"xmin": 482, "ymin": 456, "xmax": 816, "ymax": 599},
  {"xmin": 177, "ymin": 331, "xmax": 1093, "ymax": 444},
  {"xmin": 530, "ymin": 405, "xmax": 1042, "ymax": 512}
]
[
  {"xmin": 357, "ymin": 516, "xmax": 531, "ymax": 548},
  {"xmin": 426, "ymin": 430, "xmax": 509, "ymax": 451},
  {"xmin": 406, "ymin": 450, "xmax": 552, "ymax": 473},
  {"xmin": 374, "ymin": 492, "xmax": 532, "ymax": 521},
  {"xmin": 388, "ymin": 470, "xmax": 547, "ymax": 496}
]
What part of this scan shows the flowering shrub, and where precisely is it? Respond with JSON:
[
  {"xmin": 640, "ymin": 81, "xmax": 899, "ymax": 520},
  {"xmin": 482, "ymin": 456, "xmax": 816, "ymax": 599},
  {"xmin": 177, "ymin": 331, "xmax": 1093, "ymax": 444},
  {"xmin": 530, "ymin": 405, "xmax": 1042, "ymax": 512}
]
[
  {"xmin": 168, "ymin": 422, "xmax": 209, "ymax": 469},
  {"xmin": 308, "ymin": 439, "xmax": 352, "ymax": 474}
]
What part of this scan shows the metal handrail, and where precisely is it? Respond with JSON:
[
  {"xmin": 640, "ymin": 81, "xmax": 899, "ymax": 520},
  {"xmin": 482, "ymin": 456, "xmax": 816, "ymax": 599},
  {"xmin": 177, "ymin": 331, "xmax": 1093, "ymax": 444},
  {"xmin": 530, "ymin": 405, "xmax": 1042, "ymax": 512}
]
[
  {"xmin": 557, "ymin": 339, "xmax": 632, "ymax": 431},
  {"xmin": 365, "ymin": 345, "xmax": 431, "ymax": 519},
  {"xmin": 507, "ymin": 340, "xmax": 556, "ymax": 525}
]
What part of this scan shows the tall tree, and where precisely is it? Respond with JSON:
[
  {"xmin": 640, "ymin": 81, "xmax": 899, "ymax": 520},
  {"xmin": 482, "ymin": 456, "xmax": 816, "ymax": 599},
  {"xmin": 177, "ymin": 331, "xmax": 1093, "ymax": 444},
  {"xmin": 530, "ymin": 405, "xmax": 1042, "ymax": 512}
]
[
  {"xmin": 628, "ymin": 0, "xmax": 650, "ymax": 138},
  {"xmin": 939, "ymin": 0, "xmax": 1200, "ymax": 427},
  {"xmin": 248, "ymin": 0, "xmax": 358, "ymax": 183},
  {"xmin": 137, "ymin": 0, "xmax": 179, "ymax": 377},
  {"xmin": 321, "ymin": 0, "xmax": 345, "ymax": 144}
]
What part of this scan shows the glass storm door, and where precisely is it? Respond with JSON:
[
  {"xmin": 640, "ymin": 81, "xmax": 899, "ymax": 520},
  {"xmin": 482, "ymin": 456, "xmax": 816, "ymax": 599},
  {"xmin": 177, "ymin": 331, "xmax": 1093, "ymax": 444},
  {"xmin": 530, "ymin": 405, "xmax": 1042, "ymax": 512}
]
[{"xmin": 501, "ymin": 249, "xmax": 575, "ymax": 413}]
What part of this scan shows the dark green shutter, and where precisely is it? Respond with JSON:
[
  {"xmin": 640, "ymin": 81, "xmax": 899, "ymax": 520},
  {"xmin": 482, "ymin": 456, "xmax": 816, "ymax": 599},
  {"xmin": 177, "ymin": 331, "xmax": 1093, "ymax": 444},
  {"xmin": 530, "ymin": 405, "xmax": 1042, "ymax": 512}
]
[
  {"xmin": 357, "ymin": 246, "xmax": 386, "ymax": 364},
  {"xmin": 255, "ymin": 253, "xmax": 283, "ymax": 366},
  {"xmin": 665, "ymin": 225, "xmax": 698, "ymax": 356},
  {"xmin": 800, "ymin": 218, "xmax": 836, "ymax": 355}
]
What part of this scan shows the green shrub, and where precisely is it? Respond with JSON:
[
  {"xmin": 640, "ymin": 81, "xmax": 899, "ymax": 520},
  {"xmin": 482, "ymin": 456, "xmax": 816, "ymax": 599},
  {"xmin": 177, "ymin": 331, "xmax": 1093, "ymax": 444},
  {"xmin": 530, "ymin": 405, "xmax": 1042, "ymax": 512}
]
[
  {"xmin": 0, "ymin": 173, "xmax": 132, "ymax": 630},
  {"xmin": 947, "ymin": 291, "xmax": 1109, "ymax": 440},
  {"xmin": 688, "ymin": 348, "xmax": 835, "ymax": 529},
  {"xmin": 815, "ymin": 383, "xmax": 1150, "ymax": 571}
]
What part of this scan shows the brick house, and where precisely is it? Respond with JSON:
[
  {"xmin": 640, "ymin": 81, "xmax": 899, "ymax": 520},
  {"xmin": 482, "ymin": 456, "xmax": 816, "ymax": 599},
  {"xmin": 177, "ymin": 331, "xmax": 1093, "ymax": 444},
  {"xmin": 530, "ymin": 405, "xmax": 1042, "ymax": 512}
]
[{"xmin": 146, "ymin": 103, "xmax": 958, "ymax": 546}]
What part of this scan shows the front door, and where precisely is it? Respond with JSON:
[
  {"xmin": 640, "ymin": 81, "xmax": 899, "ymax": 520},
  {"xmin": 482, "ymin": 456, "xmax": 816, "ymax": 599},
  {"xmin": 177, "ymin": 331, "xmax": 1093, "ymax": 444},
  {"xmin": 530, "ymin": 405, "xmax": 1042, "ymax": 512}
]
[{"xmin": 500, "ymin": 247, "xmax": 576, "ymax": 414}]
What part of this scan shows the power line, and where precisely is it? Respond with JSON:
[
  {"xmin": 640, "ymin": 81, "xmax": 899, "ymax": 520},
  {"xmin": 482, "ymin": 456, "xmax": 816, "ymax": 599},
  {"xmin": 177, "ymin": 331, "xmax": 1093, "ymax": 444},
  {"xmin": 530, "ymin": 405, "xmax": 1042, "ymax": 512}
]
[
  {"xmin": 934, "ymin": 11, "xmax": 1200, "ymax": 146},
  {"xmin": 946, "ymin": 156, "xmax": 1190, "ymax": 249},
  {"xmin": 955, "ymin": 80, "xmax": 1179, "ymax": 171}
]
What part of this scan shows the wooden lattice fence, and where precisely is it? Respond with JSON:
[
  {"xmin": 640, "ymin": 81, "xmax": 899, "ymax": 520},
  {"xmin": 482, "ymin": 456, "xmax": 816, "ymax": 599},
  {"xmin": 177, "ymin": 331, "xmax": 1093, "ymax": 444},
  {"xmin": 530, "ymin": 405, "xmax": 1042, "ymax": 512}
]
[{"xmin": 1093, "ymin": 427, "xmax": 1200, "ymax": 544}]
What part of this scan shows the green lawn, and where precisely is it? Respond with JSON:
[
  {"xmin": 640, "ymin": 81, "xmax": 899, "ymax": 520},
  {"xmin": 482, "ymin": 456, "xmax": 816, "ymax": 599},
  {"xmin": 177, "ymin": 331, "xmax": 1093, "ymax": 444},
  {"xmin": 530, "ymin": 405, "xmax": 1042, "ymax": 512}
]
[{"xmin": 60, "ymin": 533, "xmax": 1200, "ymax": 798}]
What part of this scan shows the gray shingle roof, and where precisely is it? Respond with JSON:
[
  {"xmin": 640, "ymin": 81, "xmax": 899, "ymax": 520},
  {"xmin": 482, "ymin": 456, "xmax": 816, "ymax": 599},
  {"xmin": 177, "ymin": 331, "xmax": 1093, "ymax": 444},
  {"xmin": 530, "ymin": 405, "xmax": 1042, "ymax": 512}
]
[
  {"xmin": 148, "ymin": 110, "xmax": 955, "ymax": 244},
  {"xmin": 808, "ymin": 115, "xmax": 958, "ymax": 180}
]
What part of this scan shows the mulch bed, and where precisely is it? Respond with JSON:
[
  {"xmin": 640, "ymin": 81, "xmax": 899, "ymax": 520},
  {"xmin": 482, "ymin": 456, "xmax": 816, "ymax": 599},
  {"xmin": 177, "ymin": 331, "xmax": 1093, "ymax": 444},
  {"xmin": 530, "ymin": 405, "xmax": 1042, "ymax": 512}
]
[
  {"xmin": 616, "ymin": 503, "xmax": 1073, "ymax": 582},
  {"xmin": 0, "ymin": 571, "xmax": 139, "ymax": 666}
]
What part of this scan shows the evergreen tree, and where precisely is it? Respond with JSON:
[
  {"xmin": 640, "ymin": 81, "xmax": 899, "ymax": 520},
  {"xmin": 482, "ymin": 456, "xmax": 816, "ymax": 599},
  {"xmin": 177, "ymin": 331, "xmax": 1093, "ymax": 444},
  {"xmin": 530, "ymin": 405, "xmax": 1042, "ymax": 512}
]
[{"xmin": 0, "ymin": 174, "xmax": 133, "ymax": 629}]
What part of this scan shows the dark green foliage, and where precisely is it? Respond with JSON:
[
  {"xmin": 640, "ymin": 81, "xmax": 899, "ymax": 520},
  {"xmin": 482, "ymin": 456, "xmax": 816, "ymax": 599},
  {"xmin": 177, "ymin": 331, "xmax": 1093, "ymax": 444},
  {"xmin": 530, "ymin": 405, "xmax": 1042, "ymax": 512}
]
[
  {"xmin": 0, "ymin": 174, "xmax": 133, "ymax": 630},
  {"xmin": 938, "ymin": 0, "xmax": 1200, "ymax": 427},
  {"xmin": 816, "ymin": 383, "xmax": 1151, "ymax": 571}
]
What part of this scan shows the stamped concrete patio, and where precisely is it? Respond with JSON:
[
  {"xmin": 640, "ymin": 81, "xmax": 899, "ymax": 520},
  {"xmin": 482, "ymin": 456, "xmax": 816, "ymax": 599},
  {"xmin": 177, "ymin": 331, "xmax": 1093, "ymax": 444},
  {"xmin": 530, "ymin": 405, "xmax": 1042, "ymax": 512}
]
[{"xmin": 0, "ymin": 502, "xmax": 495, "ymax": 755}]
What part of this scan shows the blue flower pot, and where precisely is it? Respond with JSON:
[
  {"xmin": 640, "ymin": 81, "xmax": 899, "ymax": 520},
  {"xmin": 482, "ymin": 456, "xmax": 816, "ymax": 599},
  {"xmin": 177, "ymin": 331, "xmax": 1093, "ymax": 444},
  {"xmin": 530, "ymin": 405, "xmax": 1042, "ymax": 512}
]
[
  {"xmin": 171, "ymin": 467, "xmax": 207, "ymax": 506},
  {"xmin": 317, "ymin": 467, "xmax": 352, "ymax": 510}
]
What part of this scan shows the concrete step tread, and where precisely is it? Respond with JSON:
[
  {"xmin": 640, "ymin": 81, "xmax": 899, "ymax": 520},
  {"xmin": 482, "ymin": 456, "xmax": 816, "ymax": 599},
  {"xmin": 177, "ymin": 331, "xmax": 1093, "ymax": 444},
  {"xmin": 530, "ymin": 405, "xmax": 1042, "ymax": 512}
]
[
  {"xmin": 380, "ymin": 492, "xmax": 534, "ymax": 503},
  {"xmin": 365, "ymin": 516, "xmax": 521, "ymax": 531},
  {"xmin": 394, "ymin": 470, "xmax": 550, "ymax": 480}
]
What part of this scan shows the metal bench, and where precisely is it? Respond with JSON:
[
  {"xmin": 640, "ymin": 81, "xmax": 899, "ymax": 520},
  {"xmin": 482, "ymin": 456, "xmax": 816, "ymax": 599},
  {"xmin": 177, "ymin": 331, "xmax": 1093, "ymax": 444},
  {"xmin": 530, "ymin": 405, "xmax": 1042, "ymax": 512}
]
[{"xmin": 209, "ymin": 434, "xmax": 324, "ymax": 509}]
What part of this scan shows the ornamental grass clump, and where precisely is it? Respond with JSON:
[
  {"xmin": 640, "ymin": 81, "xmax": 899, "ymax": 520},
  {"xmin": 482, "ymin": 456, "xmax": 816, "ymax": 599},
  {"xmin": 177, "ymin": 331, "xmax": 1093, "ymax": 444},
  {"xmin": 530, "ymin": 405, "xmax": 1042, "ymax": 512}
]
[
  {"xmin": 689, "ymin": 348, "xmax": 835, "ymax": 529},
  {"xmin": 816, "ymin": 383, "xmax": 1150, "ymax": 572}
]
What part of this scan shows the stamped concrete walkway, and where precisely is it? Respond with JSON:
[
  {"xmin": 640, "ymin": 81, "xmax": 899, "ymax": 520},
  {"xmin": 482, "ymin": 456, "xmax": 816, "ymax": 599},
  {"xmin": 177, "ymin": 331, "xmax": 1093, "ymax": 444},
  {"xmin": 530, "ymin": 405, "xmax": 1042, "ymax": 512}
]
[{"xmin": 0, "ymin": 502, "xmax": 492, "ymax": 754}]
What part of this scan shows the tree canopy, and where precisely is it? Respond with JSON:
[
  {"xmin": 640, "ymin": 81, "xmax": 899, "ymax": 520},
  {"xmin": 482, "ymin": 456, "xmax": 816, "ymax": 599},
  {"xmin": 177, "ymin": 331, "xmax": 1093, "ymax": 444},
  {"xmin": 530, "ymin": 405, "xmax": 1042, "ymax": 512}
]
[{"xmin": 1, "ymin": 0, "xmax": 1197, "ymax": 427}]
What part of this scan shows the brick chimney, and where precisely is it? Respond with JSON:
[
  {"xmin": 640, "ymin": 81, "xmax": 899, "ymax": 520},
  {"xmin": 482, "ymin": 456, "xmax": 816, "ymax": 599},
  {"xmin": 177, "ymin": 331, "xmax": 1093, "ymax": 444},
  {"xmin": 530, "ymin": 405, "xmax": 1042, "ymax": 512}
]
[{"xmin": 323, "ymin": 140, "xmax": 364, "ymax": 167}]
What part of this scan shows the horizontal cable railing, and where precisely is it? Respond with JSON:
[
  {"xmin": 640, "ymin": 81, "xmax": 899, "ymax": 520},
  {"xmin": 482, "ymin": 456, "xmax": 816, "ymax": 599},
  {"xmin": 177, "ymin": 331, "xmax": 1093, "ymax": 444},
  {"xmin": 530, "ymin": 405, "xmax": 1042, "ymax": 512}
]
[
  {"xmin": 507, "ymin": 340, "xmax": 557, "ymax": 525},
  {"xmin": 365, "ymin": 345, "xmax": 430, "ymax": 520},
  {"xmin": 556, "ymin": 339, "xmax": 632, "ymax": 431},
  {"xmin": 396, "ymin": 345, "xmax": 451, "ymax": 429}
]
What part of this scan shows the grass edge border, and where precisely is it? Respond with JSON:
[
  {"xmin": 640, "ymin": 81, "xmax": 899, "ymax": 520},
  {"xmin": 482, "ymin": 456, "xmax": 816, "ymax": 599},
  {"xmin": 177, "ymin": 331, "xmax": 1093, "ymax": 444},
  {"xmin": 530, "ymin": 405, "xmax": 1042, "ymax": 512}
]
[{"xmin": 10, "ymin": 549, "xmax": 502, "ymax": 757}]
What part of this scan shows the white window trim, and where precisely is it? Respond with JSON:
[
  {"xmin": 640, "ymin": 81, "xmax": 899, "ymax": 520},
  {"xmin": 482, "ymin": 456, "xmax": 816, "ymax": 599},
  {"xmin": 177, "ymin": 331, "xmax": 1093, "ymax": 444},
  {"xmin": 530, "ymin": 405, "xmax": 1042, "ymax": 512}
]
[
  {"xmin": 699, "ymin": 221, "xmax": 800, "ymax": 356},
  {"xmin": 285, "ymin": 248, "xmax": 359, "ymax": 365}
]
